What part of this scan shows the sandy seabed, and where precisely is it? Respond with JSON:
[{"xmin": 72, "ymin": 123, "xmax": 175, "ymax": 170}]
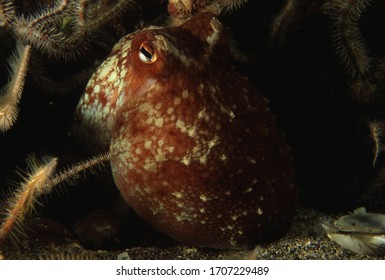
[{"xmin": 0, "ymin": 207, "xmax": 383, "ymax": 260}]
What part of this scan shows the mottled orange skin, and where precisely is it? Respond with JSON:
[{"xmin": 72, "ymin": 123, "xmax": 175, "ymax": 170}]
[
  {"xmin": 167, "ymin": 0, "xmax": 247, "ymax": 19},
  {"xmin": 76, "ymin": 13, "xmax": 297, "ymax": 249},
  {"xmin": 168, "ymin": 0, "xmax": 206, "ymax": 17}
]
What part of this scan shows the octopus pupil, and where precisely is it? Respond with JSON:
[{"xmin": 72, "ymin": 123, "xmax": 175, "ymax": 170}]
[{"xmin": 139, "ymin": 45, "xmax": 154, "ymax": 62}]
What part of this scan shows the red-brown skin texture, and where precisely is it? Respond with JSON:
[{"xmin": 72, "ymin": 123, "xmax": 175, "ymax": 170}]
[
  {"xmin": 168, "ymin": 0, "xmax": 206, "ymax": 17},
  {"xmin": 76, "ymin": 13, "xmax": 297, "ymax": 249},
  {"xmin": 167, "ymin": 0, "xmax": 248, "ymax": 19}
]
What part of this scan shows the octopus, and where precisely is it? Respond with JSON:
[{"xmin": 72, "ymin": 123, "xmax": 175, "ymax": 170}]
[{"xmin": 74, "ymin": 12, "xmax": 298, "ymax": 249}]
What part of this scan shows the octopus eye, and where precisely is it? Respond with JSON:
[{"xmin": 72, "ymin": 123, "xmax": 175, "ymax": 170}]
[{"xmin": 139, "ymin": 42, "xmax": 157, "ymax": 63}]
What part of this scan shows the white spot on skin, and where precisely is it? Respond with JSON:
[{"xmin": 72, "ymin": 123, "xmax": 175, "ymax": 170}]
[
  {"xmin": 176, "ymin": 202, "xmax": 184, "ymax": 208},
  {"xmin": 228, "ymin": 239, "xmax": 237, "ymax": 247},
  {"xmin": 187, "ymin": 127, "xmax": 197, "ymax": 137},
  {"xmin": 139, "ymin": 103, "xmax": 158, "ymax": 116},
  {"xmin": 206, "ymin": 18, "xmax": 222, "ymax": 48},
  {"xmin": 143, "ymin": 161, "xmax": 157, "ymax": 172},
  {"xmin": 120, "ymin": 66, "xmax": 128, "ymax": 81},
  {"xmin": 108, "ymin": 71, "xmax": 117, "ymax": 83},
  {"xmin": 175, "ymin": 214, "xmax": 183, "ymax": 222},
  {"xmin": 96, "ymin": 69, "xmax": 108, "ymax": 82},
  {"xmin": 93, "ymin": 85, "xmax": 100, "ymax": 94},
  {"xmin": 181, "ymin": 155, "xmax": 191, "ymax": 166},
  {"xmin": 154, "ymin": 117, "xmax": 164, "ymax": 127},
  {"xmin": 155, "ymin": 149, "xmax": 166, "ymax": 162},
  {"xmin": 173, "ymin": 97, "xmax": 182, "ymax": 106},
  {"xmin": 182, "ymin": 90, "xmax": 189, "ymax": 99},
  {"xmin": 197, "ymin": 109, "xmax": 209, "ymax": 121},
  {"xmin": 244, "ymin": 187, "xmax": 252, "ymax": 193},
  {"xmin": 172, "ymin": 191, "xmax": 183, "ymax": 198},
  {"xmin": 174, "ymin": 211, "xmax": 193, "ymax": 222},
  {"xmin": 208, "ymin": 137, "xmax": 219, "ymax": 148},
  {"xmin": 198, "ymin": 84, "xmax": 204, "ymax": 96},
  {"xmin": 192, "ymin": 146, "xmax": 200, "ymax": 154},
  {"xmin": 102, "ymin": 104, "xmax": 111, "ymax": 116},
  {"xmin": 199, "ymin": 155, "xmax": 208, "ymax": 165},
  {"xmin": 131, "ymin": 157, "xmax": 139, "ymax": 163},
  {"xmin": 145, "ymin": 141, "xmax": 152, "ymax": 149},
  {"xmin": 176, "ymin": 119, "xmax": 187, "ymax": 133},
  {"xmin": 199, "ymin": 194, "xmax": 208, "ymax": 202},
  {"xmin": 83, "ymin": 93, "xmax": 90, "ymax": 103}
]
